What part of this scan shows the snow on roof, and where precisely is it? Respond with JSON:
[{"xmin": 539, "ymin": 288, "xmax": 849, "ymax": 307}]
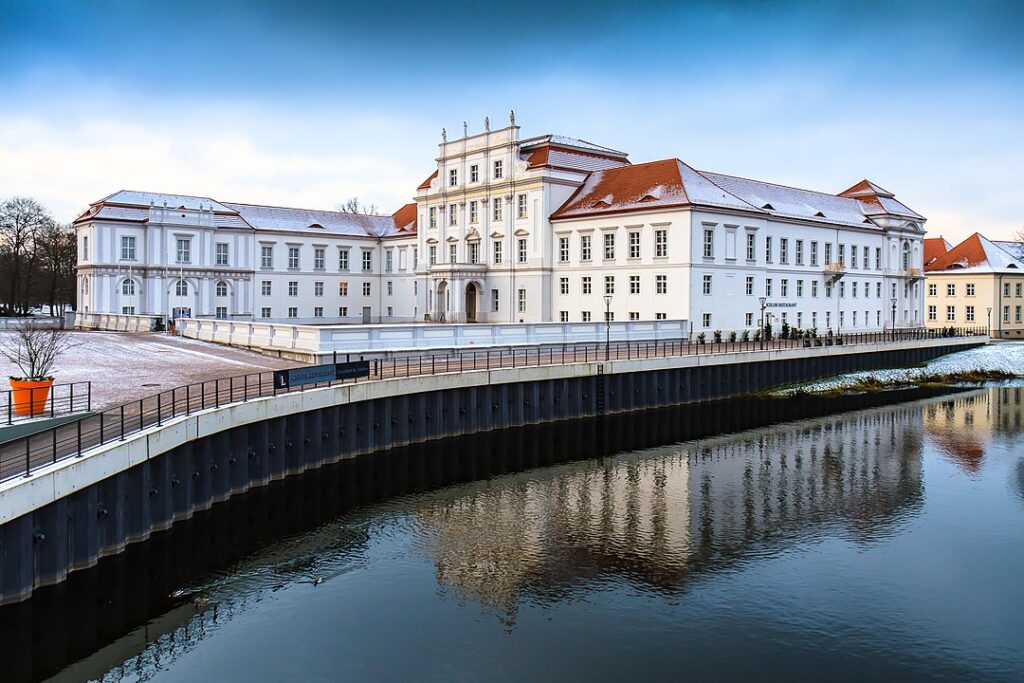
[
  {"xmin": 99, "ymin": 190, "xmax": 233, "ymax": 212},
  {"xmin": 520, "ymin": 134, "xmax": 628, "ymax": 157},
  {"xmin": 223, "ymin": 202, "xmax": 399, "ymax": 237},
  {"xmin": 994, "ymin": 240, "xmax": 1024, "ymax": 263},
  {"xmin": 524, "ymin": 146, "xmax": 630, "ymax": 173},
  {"xmin": 926, "ymin": 233, "xmax": 1024, "ymax": 273}
]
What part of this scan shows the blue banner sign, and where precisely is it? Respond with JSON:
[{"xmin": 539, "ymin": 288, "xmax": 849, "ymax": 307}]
[{"xmin": 274, "ymin": 361, "xmax": 370, "ymax": 389}]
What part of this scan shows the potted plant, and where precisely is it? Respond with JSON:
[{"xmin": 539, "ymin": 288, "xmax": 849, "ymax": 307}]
[
  {"xmin": 0, "ymin": 322, "xmax": 72, "ymax": 415},
  {"xmin": 741, "ymin": 329, "xmax": 750, "ymax": 342},
  {"xmin": 728, "ymin": 330, "xmax": 737, "ymax": 343},
  {"xmin": 713, "ymin": 330, "xmax": 722, "ymax": 344},
  {"xmin": 697, "ymin": 332, "xmax": 706, "ymax": 345}
]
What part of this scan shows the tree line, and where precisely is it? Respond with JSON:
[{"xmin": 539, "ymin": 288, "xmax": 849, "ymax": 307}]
[{"xmin": 0, "ymin": 197, "xmax": 77, "ymax": 317}]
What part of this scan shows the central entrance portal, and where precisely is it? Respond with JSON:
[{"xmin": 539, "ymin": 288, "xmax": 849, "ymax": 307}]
[{"xmin": 465, "ymin": 282, "xmax": 479, "ymax": 323}]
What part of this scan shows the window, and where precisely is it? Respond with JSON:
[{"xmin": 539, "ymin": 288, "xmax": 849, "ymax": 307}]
[
  {"xmin": 122, "ymin": 279, "xmax": 135, "ymax": 296},
  {"xmin": 876, "ymin": 282, "xmax": 882, "ymax": 298},
  {"xmin": 629, "ymin": 312, "xmax": 640, "ymax": 321},
  {"xmin": 288, "ymin": 281, "xmax": 298, "ymax": 296},
  {"xmin": 825, "ymin": 281, "xmax": 832, "ymax": 297},
  {"xmin": 313, "ymin": 307, "xmax": 324, "ymax": 318},
  {"xmin": 947, "ymin": 305, "xmax": 955, "ymax": 321},
  {"xmin": 339, "ymin": 282, "xmax": 348, "ymax": 296},
  {"xmin": 796, "ymin": 280, "xmax": 804, "ymax": 297},
  {"xmin": 288, "ymin": 307, "xmax": 297, "ymax": 318},
  {"xmin": 967, "ymin": 283, "xmax": 975, "ymax": 296},
  {"xmin": 448, "ymin": 204, "xmax": 457, "ymax": 227},
  {"xmin": 339, "ymin": 306, "xmax": 348, "ymax": 317},
  {"xmin": 795, "ymin": 240, "xmax": 803, "ymax": 265},
  {"xmin": 82, "ymin": 236, "xmax": 88, "ymax": 260},
  {"xmin": 362, "ymin": 251, "xmax": 372, "ymax": 271},
  {"xmin": 605, "ymin": 275, "xmax": 615, "ymax": 294},
  {"xmin": 470, "ymin": 164, "xmax": 479, "ymax": 183},
  {"xmin": 781, "ymin": 279, "xmax": 789, "ymax": 297},
  {"xmin": 494, "ymin": 160, "xmax": 503, "ymax": 179},
  {"xmin": 780, "ymin": 238, "xmax": 789, "ymax": 264},
  {"xmin": 810, "ymin": 241, "xmax": 818, "ymax": 266},
  {"xmin": 947, "ymin": 283, "xmax": 956, "ymax": 297},
  {"xmin": 852, "ymin": 311, "xmax": 857, "ymax": 326},
  {"xmin": 838, "ymin": 244, "xmax": 845, "ymax": 266},
  {"xmin": 216, "ymin": 280, "xmax": 228, "ymax": 297},
  {"xmin": 875, "ymin": 247, "xmax": 882, "ymax": 270},
  {"xmin": 902, "ymin": 242, "xmax": 910, "ymax": 270},
  {"xmin": 449, "ymin": 169, "xmax": 458, "ymax": 187},
  {"xmin": 605, "ymin": 311, "xmax": 614, "ymax": 322},
  {"xmin": 629, "ymin": 275, "xmax": 640, "ymax": 294},
  {"xmin": 429, "ymin": 245, "xmax": 437, "ymax": 265},
  {"xmin": 812, "ymin": 281, "xmax": 819, "ymax": 297},
  {"xmin": 702, "ymin": 274, "xmax": 712, "ymax": 295},
  {"xmin": 216, "ymin": 306, "xmax": 227, "ymax": 319},
  {"xmin": 765, "ymin": 236, "xmax": 773, "ymax": 263},
  {"xmin": 852, "ymin": 281, "xmax": 857, "ymax": 298},
  {"xmin": 518, "ymin": 238, "xmax": 527, "ymax": 263},
  {"xmin": 850, "ymin": 245, "xmax": 857, "ymax": 269},
  {"xmin": 604, "ymin": 232, "xmax": 615, "ymax": 260},
  {"xmin": 559, "ymin": 236, "xmax": 569, "ymax": 263},
  {"xmin": 338, "ymin": 249, "xmax": 350, "ymax": 270},
  {"xmin": 449, "ymin": 243, "xmax": 457, "ymax": 264},
  {"xmin": 863, "ymin": 248, "xmax": 869, "ymax": 270},
  {"xmin": 387, "ymin": 281, "xmax": 393, "ymax": 296},
  {"xmin": 656, "ymin": 313, "xmax": 667, "ymax": 320},
  {"xmin": 517, "ymin": 194, "xmax": 527, "ymax": 219},
  {"xmin": 1017, "ymin": 283, "xmax": 1023, "ymax": 297},
  {"xmin": 469, "ymin": 201, "xmax": 478, "ymax": 223},
  {"xmin": 745, "ymin": 313, "xmax": 753, "ymax": 326},
  {"xmin": 385, "ymin": 250, "xmax": 393, "ymax": 272},
  {"xmin": 581, "ymin": 235, "xmax": 592, "ymax": 261},
  {"xmin": 261, "ymin": 307, "xmax": 271, "ymax": 318},
  {"xmin": 287, "ymin": 246, "xmax": 299, "ymax": 269},
  {"xmin": 1004, "ymin": 306, "xmax": 1010, "ymax": 322},
  {"xmin": 628, "ymin": 231, "xmax": 640, "ymax": 259},
  {"xmin": 966, "ymin": 305, "xmax": 975, "ymax": 322},
  {"xmin": 429, "ymin": 207, "xmax": 437, "ymax": 229},
  {"xmin": 704, "ymin": 229, "xmax": 714, "ymax": 258},
  {"xmin": 703, "ymin": 313, "xmax": 712, "ymax": 328},
  {"xmin": 262, "ymin": 281, "xmax": 272, "ymax": 296},
  {"xmin": 314, "ymin": 281, "xmax": 323, "ymax": 297},
  {"xmin": 493, "ymin": 241, "xmax": 502, "ymax": 264},
  {"xmin": 656, "ymin": 229, "xmax": 668, "ymax": 257},
  {"xmin": 746, "ymin": 233, "xmax": 755, "ymax": 261},
  {"xmin": 493, "ymin": 198, "xmax": 503, "ymax": 221},
  {"xmin": 657, "ymin": 275, "xmax": 667, "ymax": 294},
  {"xmin": 261, "ymin": 245, "xmax": 274, "ymax": 268},
  {"xmin": 517, "ymin": 288, "xmax": 526, "ymax": 312},
  {"xmin": 560, "ymin": 311, "xmax": 569, "ymax": 322},
  {"xmin": 491, "ymin": 289, "xmax": 499, "ymax": 312},
  {"xmin": 927, "ymin": 306, "xmax": 936, "ymax": 321},
  {"xmin": 469, "ymin": 242, "xmax": 479, "ymax": 264},
  {"xmin": 175, "ymin": 279, "xmax": 188, "ymax": 296},
  {"xmin": 745, "ymin": 276, "xmax": 754, "ymax": 295},
  {"xmin": 362, "ymin": 282, "xmax": 371, "ymax": 296},
  {"xmin": 560, "ymin": 277, "xmax": 569, "ymax": 295},
  {"xmin": 176, "ymin": 238, "xmax": 191, "ymax": 264},
  {"xmin": 766, "ymin": 278, "xmax": 773, "ymax": 297},
  {"xmin": 825, "ymin": 242, "xmax": 833, "ymax": 265},
  {"xmin": 582, "ymin": 276, "xmax": 592, "ymax": 294},
  {"xmin": 1016, "ymin": 306, "xmax": 1022, "ymax": 323},
  {"xmin": 839, "ymin": 281, "xmax": 845, "ymax": 298},
  {"xmin": 309, "ymin": 247, "xmax": 323, "ymax": 271},
  {"xmin": 215, "ymin": 242, "xmax": 228, "ymax": 266},
  {"xmin": 121, "ymin": 236, "xmax": 136, "ymax": 261},
  {"xmin": 582, "ymin": 311, "xmax": 592, "ymax": 322}
]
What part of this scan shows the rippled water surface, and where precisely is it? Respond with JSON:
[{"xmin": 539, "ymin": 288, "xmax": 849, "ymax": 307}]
[{"xmin": 13, "ymin": 387, "xmax": 1024, "ymax": 682}]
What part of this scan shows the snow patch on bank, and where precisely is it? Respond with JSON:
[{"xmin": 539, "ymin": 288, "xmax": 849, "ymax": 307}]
[{"xmin": 784, "ymin": 342, "xmax": 1024, "ymax": 394}]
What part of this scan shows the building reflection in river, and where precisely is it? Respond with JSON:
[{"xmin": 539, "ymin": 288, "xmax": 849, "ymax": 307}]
[
  {"xmin": 924, "ymin": 386, "xmax": 1024, "ymax": 472},
  {"xmin": 416, "ymin": 400, "xmax": 933, "ymax": 616}
]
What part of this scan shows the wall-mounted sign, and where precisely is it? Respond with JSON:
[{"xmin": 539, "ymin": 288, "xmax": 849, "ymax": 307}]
[
  {"xmin": 765, "ymin": 302, "xmax": 798, "ymax": 308},
  {"xmin": 274, "ymin": 361, "xmax": 370, "ymax": 389}
]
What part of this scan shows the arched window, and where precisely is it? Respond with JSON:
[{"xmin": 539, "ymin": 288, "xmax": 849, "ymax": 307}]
[
  {"xmin": 122, "ymin": 279, "xmax": 136, "ymax": 296},
  {"xmin": 175, "ymin": 279, "xmax": 188, "ymax": 297},
  {"xmin": 902, "ymin": 241, "xmax": 910, "ymax": 270},
  {"xmin": 82, "ymin": 277, "xmax": 89, "ymax": 295},
  {"xmin": 216, "ymin": 280, "xmax": 228, "ymax": 297}
]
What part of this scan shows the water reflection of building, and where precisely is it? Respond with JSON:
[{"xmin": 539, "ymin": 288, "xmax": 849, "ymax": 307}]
[
  {"xmin": 924, "ymin": 387, "xmax": 1024, "ymax": 472},
  {"xmin": 417, "ymin": 401, "xmax": 927, "ymax": 614}
]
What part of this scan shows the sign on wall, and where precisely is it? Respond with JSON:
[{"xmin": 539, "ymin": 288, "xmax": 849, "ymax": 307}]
[{"xmin": 273, "ymin": 361, "xmax": 370, "ymax": 389}]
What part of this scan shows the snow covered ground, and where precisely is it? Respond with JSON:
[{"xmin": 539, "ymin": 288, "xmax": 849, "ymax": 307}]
[
  {"xmin": 786, "ymin": 342, "xmax": 1024, "ymax": 394},
  {"xmin": 0, "ymin": 331, "xmax": 296, "ymax": 410}
]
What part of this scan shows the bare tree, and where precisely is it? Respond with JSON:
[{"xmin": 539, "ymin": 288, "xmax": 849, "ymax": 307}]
[
  {"xmin": 0, "ymin": 322, "xmax": 73, "ymax": 380},
  {"xmin": 0, "ymin": 197, "xmax": 51, "ymax": 314},
  {"xmin": 336, "ymin": 197, "xmax": 380, "ymax": 216},
  {"xmin": 37, "ymin": 220, "xmax": 78, "ymax": 315}
]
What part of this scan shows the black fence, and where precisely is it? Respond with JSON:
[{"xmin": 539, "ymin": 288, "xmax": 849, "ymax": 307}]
[
  {"xmin": 0, "ymin": 327, "xmax": 988, "ymax": 482},
  {"xmin": 2, "ymin": 382, "xmax": 92, "ymax": 426}
]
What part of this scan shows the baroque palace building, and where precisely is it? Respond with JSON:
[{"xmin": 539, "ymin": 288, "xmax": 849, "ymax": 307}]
[{"xmin": 76, "ymin": 114, "xmax": 929, "ymax": 332}]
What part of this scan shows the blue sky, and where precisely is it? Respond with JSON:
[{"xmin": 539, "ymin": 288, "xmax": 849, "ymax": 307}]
[{"xmin": 1, "ymin": 0, "xmax": 1022, "ymax": 243}]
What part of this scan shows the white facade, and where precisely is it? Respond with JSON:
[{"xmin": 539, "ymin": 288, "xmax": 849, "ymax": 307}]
[{"xmin": 77, "ymin": 117, "xmax": 927, "ymax": 334}]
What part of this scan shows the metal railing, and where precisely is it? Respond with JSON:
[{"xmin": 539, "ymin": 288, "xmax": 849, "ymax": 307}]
[
  {"xmin": 2, "ymin": 381, "xmax": 92, "ymax": 425},
  {"xmin": 0, "ymin": 327, "xmax": 988, "ymax": 482}
]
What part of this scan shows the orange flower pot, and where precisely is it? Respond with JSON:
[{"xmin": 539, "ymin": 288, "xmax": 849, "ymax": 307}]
[{"xmin": 9, "ymin": 378, "xmax": 54, "ymax": 416}]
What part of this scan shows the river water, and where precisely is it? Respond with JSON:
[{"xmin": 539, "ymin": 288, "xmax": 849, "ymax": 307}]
[{"xmin": 6, "ymin": 387, "xmax": 1024, "ymax": 682}]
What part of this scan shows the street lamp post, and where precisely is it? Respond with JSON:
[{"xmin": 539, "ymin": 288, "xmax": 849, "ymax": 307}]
[
  {"xmin": 758, "ymin": 296, "xmax": 768, "ymax": 350},
  {"xmin": 987, "ymin": 307, "xmax": 992, "ymax": 337},
  {"xmin": 603, "ymin": 295, "xmax": 612, "ymax": 361},
  {"xmin": 890, "ymin": 297, "xmax": 898, "ymax": 341}
]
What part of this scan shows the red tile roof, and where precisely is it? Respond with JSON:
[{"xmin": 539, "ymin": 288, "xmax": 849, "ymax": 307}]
[
  {"xmin": 417, "ymin": 170, "xmax": 438, "ymax": 190},
  {"xmin": 924, "ymin": 237, "xmax": 951, "ymax": 265},
  {"xmin": 391, "ymin": 203, "xmax": 417, "ymax": 233},
  {"xmin": 926, "ymin": 233, "xmax": 1023, "ymax": 272}
]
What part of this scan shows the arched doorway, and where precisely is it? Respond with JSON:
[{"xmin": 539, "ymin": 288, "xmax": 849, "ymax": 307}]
[
  {"xmin": 435, "ymin": 280, "xmax": 448, "ymax": 322},
  {"xmin": 465, "ymin": 282, "xmax": 480, "ymax": 323}
]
